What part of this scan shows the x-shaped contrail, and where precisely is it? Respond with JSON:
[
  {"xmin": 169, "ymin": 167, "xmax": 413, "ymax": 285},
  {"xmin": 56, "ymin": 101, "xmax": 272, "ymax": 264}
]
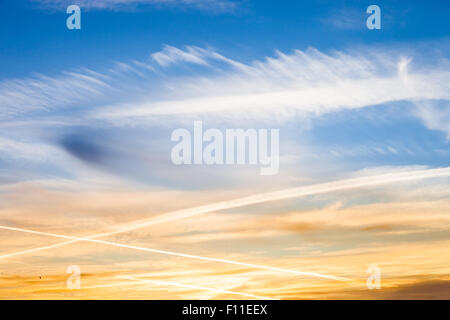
[
  {"xmin": 1, "ymin": 166, "xmax": 449, "ymax": 280},
  {"xmin": 0, "ymin": 224, "xmax": 347, "ymax": 281}
]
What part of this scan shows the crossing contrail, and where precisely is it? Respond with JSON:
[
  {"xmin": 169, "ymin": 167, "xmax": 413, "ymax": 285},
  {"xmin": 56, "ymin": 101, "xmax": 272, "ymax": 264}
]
[
  {"xmin": 1, "ymin": 166, "xmax": 449, "ymax": 278},
  {"xmin": 0, "ymin": 224, "xmax": 347, "ymax": 281},
  {"xmin": 117, "ymin": 275, "xmax": 277, "ymax": 300}
]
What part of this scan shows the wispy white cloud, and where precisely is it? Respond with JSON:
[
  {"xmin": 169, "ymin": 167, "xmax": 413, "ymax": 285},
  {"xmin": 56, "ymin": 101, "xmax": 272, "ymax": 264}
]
[
  {"xmin": 414, "ymin": 100, "xmax": 450, "ymax": 139},
  {"xmin": 0, "ymin": 60, "xmax": 158, "ymax": 118},
  {"xmin": 0, "ymin": 137, "xmax": 63, "ymax": 162},
  {"xmin": 151, "ymin": 45, "xmax": 237, "ymax": 67},
  {"xmin": 3, "ymin": 45, "xmax": 449, "ymax": 130},
  {"xmin": 94, "ymin": 46, "xmax": 450, "ymax": 128},
  {"xmin": 33, "ymin": 0, "xmax": 238, "ymax": 12},
  {"xmin": 0, "ymin": 70, "xmax": 110, "ymax": 117},
  {"xmin": 1, "ymin": 44, "xmax": 449, "ymax": 189}
]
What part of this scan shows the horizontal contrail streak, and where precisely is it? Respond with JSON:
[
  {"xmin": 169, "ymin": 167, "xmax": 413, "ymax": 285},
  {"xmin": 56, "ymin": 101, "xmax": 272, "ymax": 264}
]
[
  {"xmin": 0, "ymin": 224, "xmax": 346, "ymax": 281},
  {"xmin": 117, "ymin": 275, "xmax": 277, "ymax": 300},
  {"xmin": 95, "ymin": 166, "xmax": 450, "ymax": 237},
  {"xmin": 81, "ymin": 280, "xmax": 151, "ymax": 290},
  {"xmin": 1, "ymin": 167, "xmax": 449, "ymax": 279}
]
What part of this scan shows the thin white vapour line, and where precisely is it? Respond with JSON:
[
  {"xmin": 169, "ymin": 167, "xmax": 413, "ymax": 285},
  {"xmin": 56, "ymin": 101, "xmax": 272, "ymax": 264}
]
[
  {"xmin": 0, "ymin": 224, "xmax": 346, "ymax": 281},
  {"xmin": 81, "ymin": 281, "xmax": 153, "ymax": 290},
  {"xmin": 117, "ymin": 275, "xmax": 277, "ymax": 300},
  {"xmin": 0, "ymin": 240, "xmax": 78, "ymax": 259},
  {"xmin": 1, "ymin": 167, "xmax": 450, "ymax": 263},
  {"xmin": 94, "ymin": 166, "xmax": 450, "ymax": 237}
]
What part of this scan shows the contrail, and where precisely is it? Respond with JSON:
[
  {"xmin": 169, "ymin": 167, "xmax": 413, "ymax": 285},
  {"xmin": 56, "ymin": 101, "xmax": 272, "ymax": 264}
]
[
  {"xmin": 0, "ymin": 224, "xmax": 346, "ymax": 281},
  {"xmin": 117, "ymin": 275, "xmax": 277, "ymax": 300},
  {"xmin": 1, "ymin": 166, "xmax": 449, "ymax": 276},
  {"xmin": 0, "ymin": 240, "xmax": 78, "ymax": 259},
  {"xmin": 93, "ymin": 166, "xmax": 450, "ymax": 237},
  {"xmin": 81, "ymin": 280, "xmax": 152, "ymax": 290}
]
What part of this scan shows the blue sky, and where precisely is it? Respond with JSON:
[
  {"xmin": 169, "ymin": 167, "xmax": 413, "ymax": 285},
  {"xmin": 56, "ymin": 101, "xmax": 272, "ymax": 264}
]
[{"xmin": 1, "ymin": 0, "xmax": 449, "ymax": 78}]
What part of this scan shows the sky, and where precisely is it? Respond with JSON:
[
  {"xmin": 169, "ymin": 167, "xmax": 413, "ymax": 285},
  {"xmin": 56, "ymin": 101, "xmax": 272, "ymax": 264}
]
[{"xmin": 0, "ymin": 0, "xmax": 450, "ymax": 299}]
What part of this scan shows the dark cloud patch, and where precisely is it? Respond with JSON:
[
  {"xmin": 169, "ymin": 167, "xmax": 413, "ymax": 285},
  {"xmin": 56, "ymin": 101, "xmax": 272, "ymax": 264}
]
[
  {"xmin": 383, "ymin": 280, "xmax": 450, "ymax": 299},
  {"xmin": 60, "ymin": 134, "xmax": 111, "ymax": 165}
]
